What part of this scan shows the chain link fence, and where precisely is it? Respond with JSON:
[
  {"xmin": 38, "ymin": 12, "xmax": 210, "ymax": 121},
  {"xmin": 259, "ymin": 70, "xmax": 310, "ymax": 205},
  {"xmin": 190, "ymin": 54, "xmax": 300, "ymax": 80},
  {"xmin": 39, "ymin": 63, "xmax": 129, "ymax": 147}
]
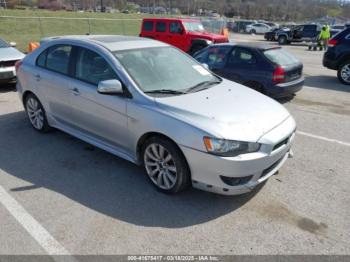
[{"xmin": 0, "ymin": 15, "xmax": 228, "ymax": 52}]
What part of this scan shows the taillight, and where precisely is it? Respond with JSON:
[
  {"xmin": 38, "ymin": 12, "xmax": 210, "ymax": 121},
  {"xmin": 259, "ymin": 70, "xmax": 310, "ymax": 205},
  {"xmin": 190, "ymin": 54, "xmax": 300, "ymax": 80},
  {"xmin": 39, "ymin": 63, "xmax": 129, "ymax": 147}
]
[
  {"xmin": 328, "ymin": 39, "xmax": 338, "ymax": 47},
  {"xmin": 272, "ymin": 66, "xmax": 285, "ymax": 84},
  {"xmin": 15, "ymin": 60, "xmax": 22, "ymax": 73}
]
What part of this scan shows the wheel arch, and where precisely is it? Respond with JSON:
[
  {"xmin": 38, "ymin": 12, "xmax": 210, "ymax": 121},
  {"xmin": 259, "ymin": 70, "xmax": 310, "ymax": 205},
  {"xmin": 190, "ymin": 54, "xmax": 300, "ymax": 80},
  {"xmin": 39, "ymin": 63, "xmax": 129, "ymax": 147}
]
[
  {"xmin": 136, "ymin": 131, "xmax": 189, "ymax": 168},
  {"xmin": 337, "ymin": 54, "xmax": 350, "ymax": 69},
  {"xmin": 22, "ymin": 90, "xmax": 36, "ymax": 107}
]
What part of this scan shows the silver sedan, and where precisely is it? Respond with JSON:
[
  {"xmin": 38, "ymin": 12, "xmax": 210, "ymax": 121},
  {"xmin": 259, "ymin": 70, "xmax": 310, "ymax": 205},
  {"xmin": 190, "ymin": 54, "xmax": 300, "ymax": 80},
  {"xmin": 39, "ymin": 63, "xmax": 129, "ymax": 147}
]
[{"xmin": 16, "ymin": 35, "xmax": 296, "ymax": 195}]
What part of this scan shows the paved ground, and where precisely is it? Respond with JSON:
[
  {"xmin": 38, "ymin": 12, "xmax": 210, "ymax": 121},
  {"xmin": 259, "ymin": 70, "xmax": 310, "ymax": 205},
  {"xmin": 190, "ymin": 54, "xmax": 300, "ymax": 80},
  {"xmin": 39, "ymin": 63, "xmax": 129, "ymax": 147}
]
[{"xmin": 0, "ymin": 34, "xmax": 349, "ymax": 256}]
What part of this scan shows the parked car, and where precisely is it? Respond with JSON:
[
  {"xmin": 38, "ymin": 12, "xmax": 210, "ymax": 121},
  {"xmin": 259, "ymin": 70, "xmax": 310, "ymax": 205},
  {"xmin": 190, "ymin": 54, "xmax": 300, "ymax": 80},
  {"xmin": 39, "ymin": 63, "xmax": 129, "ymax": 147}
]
[
  {"xmin": 276, "ymin": 24, "xmax": 340, "ymax": 45},
  {"xmin": 16, "ymin": 35, "xmax": 296, "ymax": 196},
  {"xmin": 139, "ymin": 18, "xmax": 228, "ymax": 54},
  {"xmin": 231, "ymin": 19, "xmax": 257, "ymax": 33},
  {"xmin": 265, "ymin": 22, "xmax": 279, "ymax": 29},
  {"xmin": 323, "ymin": 27, "xmax": 350, "ymax": 85},
  {"xmin": 276, "ymin": 24, "xmax": 321, "ymax": 45},
  {"xmin": 0, "ymin": 38, "xmax": 25, "ymax": 84},
  {"xmin": 246, "ymin": 23, "xmax": 271, "ymax": 34},
  {"xmin": 194, "ymin": 43, "xmax": 304, "ymax": 98}
]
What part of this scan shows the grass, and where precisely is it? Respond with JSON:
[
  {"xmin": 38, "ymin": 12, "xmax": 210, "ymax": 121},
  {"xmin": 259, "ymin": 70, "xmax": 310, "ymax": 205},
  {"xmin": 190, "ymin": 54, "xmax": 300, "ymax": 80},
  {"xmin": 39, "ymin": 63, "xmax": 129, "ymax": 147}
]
[{"xmin": 0, "ymin": 9, "xmax": 158, "ymax": 51}]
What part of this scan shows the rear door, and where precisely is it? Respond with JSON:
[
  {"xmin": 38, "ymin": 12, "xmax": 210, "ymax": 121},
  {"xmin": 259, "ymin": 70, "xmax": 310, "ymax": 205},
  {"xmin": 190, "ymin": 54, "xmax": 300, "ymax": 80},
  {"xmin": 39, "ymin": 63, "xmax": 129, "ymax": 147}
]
[
  {"xmin": 302, "ymin": 24, "xmax": 317, "ymax": 39},
  {"xmin": 221, "ymin": 47, "xmax": 259, "ymax": 83},
  {"xmin": 35, "ymin": 44, "xmax": 76, "ymax": 127}
]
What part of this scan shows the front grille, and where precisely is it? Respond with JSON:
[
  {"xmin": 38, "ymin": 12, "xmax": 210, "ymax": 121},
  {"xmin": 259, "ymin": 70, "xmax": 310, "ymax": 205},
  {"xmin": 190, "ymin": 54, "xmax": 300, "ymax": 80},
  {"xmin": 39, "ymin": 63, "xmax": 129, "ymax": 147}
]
[
  {"xmin": 0, "ymin": 60, "xmax": 17, "ymax": 68},
  {"xmin": 260, "ymin": 156, "xmax": 284, "ymax": 178},
  {"xmin": 273, "ymin": 137, "xmax": 289, "ymax": 151}
]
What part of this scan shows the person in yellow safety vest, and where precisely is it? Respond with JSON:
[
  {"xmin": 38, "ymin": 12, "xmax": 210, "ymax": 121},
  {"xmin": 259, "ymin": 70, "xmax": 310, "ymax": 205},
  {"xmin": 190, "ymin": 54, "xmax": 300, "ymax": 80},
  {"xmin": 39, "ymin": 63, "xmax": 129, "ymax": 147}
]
[{"xmin": 318, "ymin": 25, "xmax": 331, "ymax": 50}]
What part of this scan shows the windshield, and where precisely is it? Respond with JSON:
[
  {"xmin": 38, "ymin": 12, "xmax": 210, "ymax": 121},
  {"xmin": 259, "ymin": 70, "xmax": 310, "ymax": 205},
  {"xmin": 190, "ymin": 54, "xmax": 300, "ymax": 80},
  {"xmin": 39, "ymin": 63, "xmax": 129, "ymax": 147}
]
[
  {"xmin": 0, "ymin": 39, "xmax": 9, "ymax": 48},
  {"xmin": 114, "ymin": 47, "xmax": 219, "ymax": 94},
  {"xmin": 264, "ymin": 48, "xmax": 300, "ymax": 66},
  {"xmin": 183, "ymin": 21, "xmax": 205, "ymax": 32}
]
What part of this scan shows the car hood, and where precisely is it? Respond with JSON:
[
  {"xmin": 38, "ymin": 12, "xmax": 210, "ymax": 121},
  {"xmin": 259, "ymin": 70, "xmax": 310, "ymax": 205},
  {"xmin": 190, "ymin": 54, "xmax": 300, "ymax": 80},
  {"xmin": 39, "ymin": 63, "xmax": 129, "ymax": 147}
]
[
  {"xmin": 154, "ymin": 80, "xmax": 291, "ymax": 142},
  {"xmin": 187, "ymin": 31, "xmax": 228, "ymax": 42},
  {"xmin": 0, "ymin": 47, "xmax": 25, "ymax": 61}
]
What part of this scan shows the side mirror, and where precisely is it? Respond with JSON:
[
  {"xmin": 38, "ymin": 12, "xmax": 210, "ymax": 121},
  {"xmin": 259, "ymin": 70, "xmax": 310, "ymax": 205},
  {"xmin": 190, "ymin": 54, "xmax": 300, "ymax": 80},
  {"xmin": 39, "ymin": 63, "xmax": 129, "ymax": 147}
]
[
  {"xmin": 202, "ymin": 63, "xmax": 209, "ymax": 70},
  {"xmin": 97, "ymin": 79, "xmax": 123, "ymax": 95},
  {"xmin": 9, "ymin": 42, "xmax": 16, "ymax": 47}
]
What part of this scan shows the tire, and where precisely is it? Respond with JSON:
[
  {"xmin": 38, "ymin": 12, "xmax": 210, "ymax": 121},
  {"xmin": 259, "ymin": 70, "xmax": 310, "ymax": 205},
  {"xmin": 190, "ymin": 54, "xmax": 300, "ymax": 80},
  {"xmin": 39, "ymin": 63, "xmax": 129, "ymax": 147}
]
[
  {"xmin": 278, "ymin": 35, "xmax": 288, "ymax": 45},
  {"xmin": 142, "ymin": 136, "xmax": 191, "ymax": 194},
  {"xmin": 251, "ymin": 29, "xmax": 256, "ymax": 34},
  {"xmin": 25, "ymin": 93, "xmax": 51, "ymax": 132},
  {"xmin": 190, "ymin": 44, "xmax": 205, "ymax": 56},
  {"xmin": 337, "ymin": 60, "xmax": 350, "ymax": 85}
]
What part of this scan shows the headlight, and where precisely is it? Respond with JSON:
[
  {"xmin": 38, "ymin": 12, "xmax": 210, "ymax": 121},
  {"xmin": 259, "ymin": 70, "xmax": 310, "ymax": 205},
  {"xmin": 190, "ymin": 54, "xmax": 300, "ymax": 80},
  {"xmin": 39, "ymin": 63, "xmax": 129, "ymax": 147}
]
[
  {"xmin": 203, "ymin": 137, "xmax": 260, "ymax": 157},
  {"xmin": 205, "ymin": 40, "xmax": 213, "ymax": 45}
]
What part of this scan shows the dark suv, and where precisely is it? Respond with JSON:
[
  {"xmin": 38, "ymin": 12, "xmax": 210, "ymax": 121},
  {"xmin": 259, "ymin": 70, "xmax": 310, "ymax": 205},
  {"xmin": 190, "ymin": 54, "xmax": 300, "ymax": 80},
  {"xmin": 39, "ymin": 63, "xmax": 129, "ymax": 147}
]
[{"xmin": 323, "ymin": 27, "xmax": 350, "ymax": 85}]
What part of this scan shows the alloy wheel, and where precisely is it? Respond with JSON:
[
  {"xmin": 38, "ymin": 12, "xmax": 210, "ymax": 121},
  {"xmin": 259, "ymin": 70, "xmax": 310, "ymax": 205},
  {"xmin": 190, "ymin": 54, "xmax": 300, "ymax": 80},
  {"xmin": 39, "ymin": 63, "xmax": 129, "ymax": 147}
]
[
  {"xmin": 26, "ymin": 97, "xmax": 44, "ymax": 130},
  {"xmin": 340, "ymin": 64, "xmax": 350, "ymax": 84},
  {"xmin": 144, "ymin": 143, "xmax": 177, "ymax": 190}
]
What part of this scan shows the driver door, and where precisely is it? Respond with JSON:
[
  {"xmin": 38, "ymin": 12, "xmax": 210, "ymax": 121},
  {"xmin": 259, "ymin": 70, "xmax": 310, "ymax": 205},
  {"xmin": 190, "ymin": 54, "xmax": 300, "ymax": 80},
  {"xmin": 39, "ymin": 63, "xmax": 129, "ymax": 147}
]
[{"xmin": 68, "ymin": 47, "xmax": 130, "ymax": 153}]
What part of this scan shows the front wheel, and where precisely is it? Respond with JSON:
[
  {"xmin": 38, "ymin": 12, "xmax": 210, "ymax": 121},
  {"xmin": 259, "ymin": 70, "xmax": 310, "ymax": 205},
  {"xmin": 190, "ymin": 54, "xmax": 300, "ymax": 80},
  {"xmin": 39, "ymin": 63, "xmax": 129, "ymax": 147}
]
[
  {"xmin": 25, "ymin": 94, "xmax": 51, "ymax": 132},
  {"xmin": 278, "ymin": 35, "xmax": 288, "ymax": 45},
  {"xmin": 337, "ymin": 61, "xmax": 350, "ymax": 85},
  {"xmin": 142, "ymin": 137, "xmax": 190, "ymax": 194}
]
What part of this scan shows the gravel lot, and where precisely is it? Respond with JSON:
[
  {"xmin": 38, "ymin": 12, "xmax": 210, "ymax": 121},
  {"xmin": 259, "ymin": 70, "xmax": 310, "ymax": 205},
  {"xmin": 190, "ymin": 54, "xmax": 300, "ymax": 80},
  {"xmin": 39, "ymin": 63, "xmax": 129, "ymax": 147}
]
[{"xmin": 0, "ymin": 34, "xmax": 349, "ymax": 256}]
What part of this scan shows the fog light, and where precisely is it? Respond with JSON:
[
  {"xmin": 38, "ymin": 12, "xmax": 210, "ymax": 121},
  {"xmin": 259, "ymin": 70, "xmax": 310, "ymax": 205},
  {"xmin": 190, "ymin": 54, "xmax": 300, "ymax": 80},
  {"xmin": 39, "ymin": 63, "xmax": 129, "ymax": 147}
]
[{"xmin": 220, "ymin": 175, "xmax": 253, "ymax": 186}]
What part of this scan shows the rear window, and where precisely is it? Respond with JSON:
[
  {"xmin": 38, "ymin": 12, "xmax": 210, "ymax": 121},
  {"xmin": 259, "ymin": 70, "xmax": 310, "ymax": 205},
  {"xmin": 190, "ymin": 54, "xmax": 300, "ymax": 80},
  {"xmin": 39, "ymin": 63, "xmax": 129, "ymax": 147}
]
[
  {"xmin": 143, "ymin": 21, "xmax": 154, "ymax": 32},
  {"xmin": 264, "ymin": 48, "xmax": 299, "ymax": 66}
]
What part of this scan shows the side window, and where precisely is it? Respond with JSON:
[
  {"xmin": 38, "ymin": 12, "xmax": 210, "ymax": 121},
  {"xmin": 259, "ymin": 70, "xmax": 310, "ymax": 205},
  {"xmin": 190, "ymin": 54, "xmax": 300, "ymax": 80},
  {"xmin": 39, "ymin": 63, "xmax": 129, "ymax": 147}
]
[
  {"xmin": 75, "ymin": 48, "xmax": 118, "ymax": 86},
  {"xmin": 46, "ymin": 45, "xmax": 72, "ymax": 75},
  {"xmin": 303, "ymin": 25, "xmax": 315, "ymax": 31},
  {"xmin": 156, "ymin": 22, "xmax": 167, "ymax": 33},
  {"xmin": 36, "ymin": 50, "xmax": 47, "ymax": 67},
  {"xmin": 143, "ymin": 21, "xmax": 154, "ymax": 32},
  {"xmin": 228, "ymin": 48, "xmax": 256, "ymax": 65},
  {"xmin": 194, "ymin": 49, "xmax": 208, "ymax": 63},
  {"xmin": 169, "ymin": 22, "xmax": 182, "ymax": 34},
  {"xmin": 207, "ymin": 46, "xmax": 231, "ymax": 67}
]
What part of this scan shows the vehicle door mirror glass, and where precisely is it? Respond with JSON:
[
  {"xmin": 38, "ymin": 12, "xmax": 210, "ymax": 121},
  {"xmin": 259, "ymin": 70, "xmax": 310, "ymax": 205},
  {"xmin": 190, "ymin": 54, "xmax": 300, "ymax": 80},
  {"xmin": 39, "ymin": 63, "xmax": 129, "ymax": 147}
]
[
  {"xmin": 9, "ymin": 42, "xmax": 16, "ymax": 47},
  {"xmin": 97, "ymin": 79, "xmax": 124, "ymax": 95}
]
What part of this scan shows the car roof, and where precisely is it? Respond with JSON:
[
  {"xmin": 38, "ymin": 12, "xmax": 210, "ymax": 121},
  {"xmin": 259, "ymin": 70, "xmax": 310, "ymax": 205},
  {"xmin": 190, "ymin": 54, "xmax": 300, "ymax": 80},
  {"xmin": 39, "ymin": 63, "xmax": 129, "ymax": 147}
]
[
  {"xmin": 143, "ymin": 17, "xmax": 199, "ymax": 22},
  {"xmin": 211, "ymin": 42, "xmax": 280, "ymax": 51},
  {"xmin": 40, "ymin": 35, "xmax": 168, "ymax": 51}
]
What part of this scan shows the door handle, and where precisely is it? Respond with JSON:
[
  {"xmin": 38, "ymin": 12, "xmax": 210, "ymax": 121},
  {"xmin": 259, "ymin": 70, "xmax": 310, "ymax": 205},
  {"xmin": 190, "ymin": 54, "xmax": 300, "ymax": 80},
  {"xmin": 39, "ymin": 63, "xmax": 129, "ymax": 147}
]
[
  {"xmin": 34, "ymin": 74, "xmax": 41, "ymax": 81},
  {"xmin": 70, "ymin": 87, "xmax": 80, "ymax": 95}
]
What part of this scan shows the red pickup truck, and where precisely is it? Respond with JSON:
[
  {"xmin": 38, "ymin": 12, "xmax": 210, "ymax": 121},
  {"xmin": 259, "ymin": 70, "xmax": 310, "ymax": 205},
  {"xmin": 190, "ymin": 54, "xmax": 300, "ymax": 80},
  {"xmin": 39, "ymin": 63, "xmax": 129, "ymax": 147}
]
[{"xmin": 140, "ymin": 18, "xmax": 229, "ymax": 54}]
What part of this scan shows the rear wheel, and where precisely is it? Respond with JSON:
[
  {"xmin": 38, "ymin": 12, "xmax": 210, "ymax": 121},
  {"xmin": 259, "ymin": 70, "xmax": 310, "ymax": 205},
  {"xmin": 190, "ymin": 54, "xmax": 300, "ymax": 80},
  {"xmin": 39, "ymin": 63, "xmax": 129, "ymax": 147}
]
[
  {"xmin": 190, "ymin": 44, "xmax": 206, "ymax": 55},
  {"xmin": 337, "ymin": 61, "xmax": 350, "ymax": 85},
  {"xmin": 142, "ymin": 137, "xmax": 191, "ymax": 194},
  {"xmin": 25, "ymin": 94, "xmax": 51, "ymax": 132}
]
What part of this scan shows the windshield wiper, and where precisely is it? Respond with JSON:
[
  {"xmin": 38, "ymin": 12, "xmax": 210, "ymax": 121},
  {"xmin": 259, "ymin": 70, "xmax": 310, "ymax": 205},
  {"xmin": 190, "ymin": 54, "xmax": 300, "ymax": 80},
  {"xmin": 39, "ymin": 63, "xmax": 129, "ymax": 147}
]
[
  {"xmin": 186, "ymin": 80, "xmax": 222, "ymax": 93},
  {"xmin": 145, "ymin": 89, "xmax": 187, "ymax": 95}
]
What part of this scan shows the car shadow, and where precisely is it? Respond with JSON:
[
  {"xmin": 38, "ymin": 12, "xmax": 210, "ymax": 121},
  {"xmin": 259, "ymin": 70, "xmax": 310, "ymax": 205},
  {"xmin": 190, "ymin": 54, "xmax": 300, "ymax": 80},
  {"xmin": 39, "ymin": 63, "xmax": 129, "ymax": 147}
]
[
  {"xmin": 304, "ymin": 75, "xmax": 349, "ymax": 93},
  {"xmin": 0, "ymin": 82, "xmax": 16, "ymax": 93},
  {"xmin": 0, "ymin": 110, "xmax": 264, "ymax": 228}
]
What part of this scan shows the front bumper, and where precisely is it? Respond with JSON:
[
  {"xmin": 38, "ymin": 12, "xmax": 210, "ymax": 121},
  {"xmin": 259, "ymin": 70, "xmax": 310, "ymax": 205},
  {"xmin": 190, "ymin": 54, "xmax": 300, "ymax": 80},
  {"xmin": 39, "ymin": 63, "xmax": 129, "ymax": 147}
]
[
  {"xmin": 180, "ymin": 116, "xmax": 296, "ymax": 196},
  {"xmin": 0, "ymin": 66, "xmax": 16, "ymax": 82}
]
